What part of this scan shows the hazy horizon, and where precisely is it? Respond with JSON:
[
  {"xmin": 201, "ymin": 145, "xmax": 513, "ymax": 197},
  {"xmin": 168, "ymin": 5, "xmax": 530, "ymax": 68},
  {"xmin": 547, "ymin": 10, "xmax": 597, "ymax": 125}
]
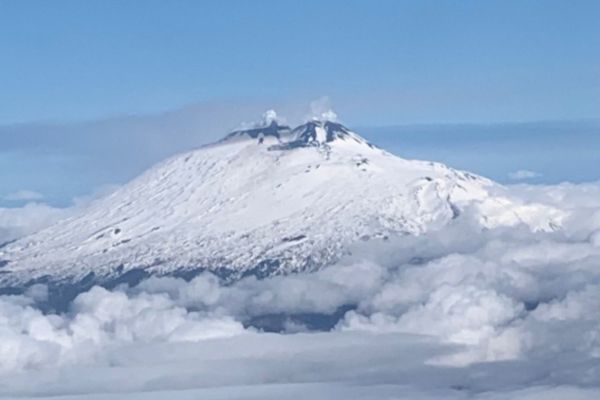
[{"xmin": 2, "ymin": 104, "xmax": 599, "ymax": 207}]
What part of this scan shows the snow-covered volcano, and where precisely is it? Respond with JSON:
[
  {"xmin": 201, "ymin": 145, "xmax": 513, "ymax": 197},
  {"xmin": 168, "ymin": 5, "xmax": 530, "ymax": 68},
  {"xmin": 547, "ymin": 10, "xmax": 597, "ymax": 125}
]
[{"xmin": 0, "ymin": 112, "xmax": 564, "ymax": 289}]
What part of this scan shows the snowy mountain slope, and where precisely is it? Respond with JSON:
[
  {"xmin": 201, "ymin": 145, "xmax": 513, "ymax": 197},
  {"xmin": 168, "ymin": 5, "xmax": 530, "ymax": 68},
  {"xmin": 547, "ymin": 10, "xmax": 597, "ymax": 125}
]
[{"xmin": 0, "ymin": 113, "xmax": 565, "ymax": 288}]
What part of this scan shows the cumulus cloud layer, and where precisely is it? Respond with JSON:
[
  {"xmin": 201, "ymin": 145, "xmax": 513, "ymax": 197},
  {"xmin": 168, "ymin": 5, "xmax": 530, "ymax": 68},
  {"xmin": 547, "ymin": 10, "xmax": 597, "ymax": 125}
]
[
  {"xmin": 0, "ymin": 203, "xmax": 72, "ymax": 243},
  {"xmin": 1, "ymin": 182, "xmax": 600, "ymax": 399}
]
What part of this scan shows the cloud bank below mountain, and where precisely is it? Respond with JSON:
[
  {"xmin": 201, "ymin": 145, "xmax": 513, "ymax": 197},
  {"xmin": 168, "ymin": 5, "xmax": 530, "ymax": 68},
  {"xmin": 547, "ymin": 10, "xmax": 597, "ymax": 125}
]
[{"xmin": 1, "ymin": 181, "xmax": 600, "ymax": 399}]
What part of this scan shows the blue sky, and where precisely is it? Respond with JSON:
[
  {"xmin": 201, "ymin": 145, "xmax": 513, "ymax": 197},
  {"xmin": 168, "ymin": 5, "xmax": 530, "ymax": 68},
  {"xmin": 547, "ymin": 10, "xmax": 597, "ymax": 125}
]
[
  {"xmin": 2, "ymin": 0, "xmax": 599, "ymax": 124},
  {"xmin": 1, "ymin": 0, "xmax": 599, "ymax": 206}
]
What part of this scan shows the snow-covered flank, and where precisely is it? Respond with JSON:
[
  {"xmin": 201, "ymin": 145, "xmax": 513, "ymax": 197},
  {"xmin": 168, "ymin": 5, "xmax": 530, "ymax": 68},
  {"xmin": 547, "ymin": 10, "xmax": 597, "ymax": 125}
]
[{"xmin": 0, "ymin": 119, "xmax": 564, "ymax": 287}]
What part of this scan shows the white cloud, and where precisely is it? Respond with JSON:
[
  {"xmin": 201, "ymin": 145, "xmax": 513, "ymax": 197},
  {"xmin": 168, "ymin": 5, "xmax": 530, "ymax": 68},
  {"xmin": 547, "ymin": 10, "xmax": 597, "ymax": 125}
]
[
  {"xmin": 0, "ymin": 185, "xmax": 119, "ymax": 243},
  {"xmin": 308, "ymin": 96, "xmax": 339, "ymax": 122},
  {"xmin": 0, "ymin": 203, "xmax": 71, "ymax": 243},
  {"xmin": 261, "ymin": 109, "xmax": 279, "ymax": 125},
  {"xmin": 508, "ymin": 170, "xmax": 542, "ymax": 180},
  {"xmin": 1, "ymin": 182, "xmax": 600, "ymax": 398}
]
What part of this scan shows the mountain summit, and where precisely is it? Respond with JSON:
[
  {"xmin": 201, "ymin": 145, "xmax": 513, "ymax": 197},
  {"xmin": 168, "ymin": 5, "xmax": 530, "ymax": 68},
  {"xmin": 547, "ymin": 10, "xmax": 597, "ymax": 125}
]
[
  {"xmin": 222, "ymin": 111, "xmax": 372, "ymax": 149},
  {"xmin": 221, "ymin": 111, "xmax": 292, "ymax": 143},
  {"xmin": 0, "ymin": 112, "xmax": 564, "ymax": 293}
]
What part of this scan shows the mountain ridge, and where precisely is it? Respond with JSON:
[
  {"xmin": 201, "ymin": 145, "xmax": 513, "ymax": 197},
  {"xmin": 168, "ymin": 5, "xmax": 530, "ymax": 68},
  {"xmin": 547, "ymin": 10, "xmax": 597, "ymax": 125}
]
[{"xmin": 0, "ymin": 114, "xmax": 565, "ymax": 294}]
